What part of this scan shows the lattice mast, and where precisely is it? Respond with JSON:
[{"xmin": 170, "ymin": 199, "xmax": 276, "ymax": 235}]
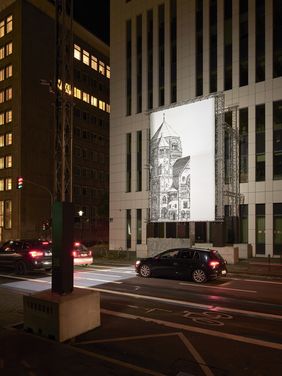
[{"xmin": 54, "ymin": 0, "xmax": 73, "ymax": 202}]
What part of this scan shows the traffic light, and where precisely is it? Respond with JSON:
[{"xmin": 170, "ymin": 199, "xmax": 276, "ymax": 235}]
[{"xmin": 17, "ymin": 177, "xmax": 23, "ymax": 189}]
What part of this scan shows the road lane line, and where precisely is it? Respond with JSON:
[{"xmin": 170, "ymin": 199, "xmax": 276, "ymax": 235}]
[
  {"xmin": 101, "ymin": 308, "xmax": 282, "ymax": 351},
  {"xmin": 74, "ymin": 276, "xmax": 122, "ymax": 284},
  {"xmin": 179, "ymin": 282, "xmax": 257, "ymax": 293},
  {"xmin": 178, "ymin": 332, "xmax": 214, "ymax": 376}
]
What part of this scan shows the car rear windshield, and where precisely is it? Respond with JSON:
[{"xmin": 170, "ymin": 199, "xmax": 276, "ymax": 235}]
[
  {"xmin": 26, "ymin": 241, "xmax": 52, "ymax": 250},
  {"xmin": 209, "ymin": 250, "xmax": 224, "ymax": 261}
]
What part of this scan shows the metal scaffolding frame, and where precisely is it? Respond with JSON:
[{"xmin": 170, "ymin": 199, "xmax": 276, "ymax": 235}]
[{"xmin": 54, "ymin": 0, "xmax": 73, "ymax": 202}]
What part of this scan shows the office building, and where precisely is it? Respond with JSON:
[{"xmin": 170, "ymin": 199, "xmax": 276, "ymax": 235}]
[
  {"xmin": 0, "ymin": 0, "xmax": 110, "ymax": 243},
  {"xmin": 110, "ymin": 0, "xmax": 282, "ymax": 257}
]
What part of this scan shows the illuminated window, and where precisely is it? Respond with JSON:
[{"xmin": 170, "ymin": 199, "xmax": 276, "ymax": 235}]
[
  {"xmin": 57, "ymin": 79, "xmax": 62, "ymax": 90},
  {"xmin": 5, "ymin": 133, "xmax": 12, "ymax": 145},
  {"xmin": 74, "ymin": 44, "xmax": 81, "ymax": 60},
  {"xmin": 0, "ymin": 135, "xmax": 4, "ymax": 147},
  {"xmin": 91, "ymin": 96, "xmax": 97, "ymax": 106},
  {"xmin": 0, "ymin": 179, "xmax": 4, "ymax": 191},
  {"xmin": 6, "ymin": 15, "xmax": 12, "ymax": 33},
  {"xmin": 65, "ymin": 82, "xmax": 72, "ymax": 95},
  {"xmin": 82, "ymin": 92, "xmax": 89, "ymax": 103},
  {"xmin": 74, "ymin": 87, "xmax": 81, "ymax": 99},
  {"xmin": 106, "ymin": 65, "xmax": 110, "ymax": 78},
  {"xmin": 0, "ymin": 90, "xmax": 4, "ymax": 103},
  {"xmin": 5, "ymin": 155, "xmax": 12, "ymax": 168},
  {"xmin": 0, "ymin": 157, "xmax": 4, "ymax": 169},
  {"xmin": 0, "ymin": 68, "xmax": 4, "ymax": 81},
  {"xmin": 0, "ymin": 46, "xmax": 4, "ymax": 59},
  {"xmin": 91, "ymin": 55, "xmax": 98, "ymax": 70},
  {"xmin": 106, "ymin": 104, "xmax": 110, "ymax": 113},
  {"xmin": 4, "ymin": 200, "xmax": 12, "ymax": 229},
  {"xmin": 5, "ymin": 178, "xmax": 12, "ymax": 190},
  {"xmin": 99, "ymin": 61, "xmax": 105, "ymax": 75},
  {"xmin": 82, "ymin": 50, "xmax": 89, "ymax": 65},
  {"xmin": 6, "ymin": 42, "xmax": 12, "ymax": 56},
  {"xmin": 5, "ymin": 87, "xmax": 12, "ymax": 101},
  {"xmin": 0, "ymin": 113, "xmax": 4, "ymax": 125},
  {"xmin": 5, "ymin": 110, "xmax": 12, "ymax": 123},
  {"xmin": 0, "ymin": 201, "xmax": 3, "ymax": 226},
  {"xmin": 99, "ymin": 100, "xmax": 105, "ymax": 111},
  {"xmin": 0, "ymin": 20, "xmax": 4, "ymax": 38},
  {"xmin": 5, "ymin": 65, "xmax": 12, "ymax": 78}
]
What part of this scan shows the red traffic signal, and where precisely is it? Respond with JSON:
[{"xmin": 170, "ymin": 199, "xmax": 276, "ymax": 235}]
[{"xmin": 17, "ymin": 177, "xmax": 23, "ymax": 189}]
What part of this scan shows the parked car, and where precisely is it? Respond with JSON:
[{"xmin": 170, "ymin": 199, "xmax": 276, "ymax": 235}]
[
  {"xmin": 0, "ymin": 239, "xmax": 52, "ymax": 275},
  {"xmin": 72, "ymin": 242, "xmax": 93, "ymax": 267},
  {"xmin": 135, "ymin": 248, "xmax": 227, "ymax": 283}
]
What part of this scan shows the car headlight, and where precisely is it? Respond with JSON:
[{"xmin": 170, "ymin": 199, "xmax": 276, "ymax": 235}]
[{"xmin": 135, "ymin": 260, "xmax": 141, "ymax": 266}]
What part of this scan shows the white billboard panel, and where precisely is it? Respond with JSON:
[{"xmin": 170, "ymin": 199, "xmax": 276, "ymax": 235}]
[{"xmin": 150, "ymin": 97, "xmax": 215, "ymax": 222}]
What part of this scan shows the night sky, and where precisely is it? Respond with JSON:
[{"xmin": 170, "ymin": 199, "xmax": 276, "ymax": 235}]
[{"xmin": 73, "ymin": 0, "xmax": 110, "ymax": 45}]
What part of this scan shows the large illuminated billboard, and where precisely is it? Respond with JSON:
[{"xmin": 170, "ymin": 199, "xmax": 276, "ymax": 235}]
[{"xmin": 150, "ymin": 97, "xmax": 215, "ymax": 222}]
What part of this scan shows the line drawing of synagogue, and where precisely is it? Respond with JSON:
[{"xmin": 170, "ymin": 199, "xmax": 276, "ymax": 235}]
[{"xmin": 150, "ymin": 114, "xmax": 191, "ymax": 222}]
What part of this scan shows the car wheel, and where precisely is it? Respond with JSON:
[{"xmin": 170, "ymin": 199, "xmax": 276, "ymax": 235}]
[
  {"xmin": 15, "ymin": 261, "xmax": 28, "ymax": 275},
  {"xmin": 192, "ymin": 269, "xmax": 207, "ymax": 283},
  {"xmin": 140, "ymin": 264, "xmax": 151, "ymax": 278}
]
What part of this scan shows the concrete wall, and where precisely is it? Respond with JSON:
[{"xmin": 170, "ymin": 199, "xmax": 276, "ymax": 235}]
[{"xmin": 147, "ymin": 238, "xmax": 191, "ymax": 257}]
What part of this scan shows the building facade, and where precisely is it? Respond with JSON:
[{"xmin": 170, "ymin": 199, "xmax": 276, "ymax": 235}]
[
  {"xmin": 110, "ymin": 0, "xmax": 282, "ymax": 257},
  {"xmin": 0, "ymin": 0, "xmax": 110, "ymax": 243}
]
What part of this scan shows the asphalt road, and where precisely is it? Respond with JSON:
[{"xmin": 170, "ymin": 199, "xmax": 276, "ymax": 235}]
[{"xmin": 0, "ymin": 264, "xmax": 282, "ymax": 375}]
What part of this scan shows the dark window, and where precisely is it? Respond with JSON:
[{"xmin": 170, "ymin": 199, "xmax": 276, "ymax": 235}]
[
  {"xmin": 147, "ymin": 9, "xmax": 153, "ymax": 109},
  {"xmin": 136, "ymin": 15, "xmax": 142, "ymax": 113},
  {"xmin": 158, "ymin": 4, "xmax": 165, "ymax": 106},
  {"xmin": 126, "ymin": 20, "xmax": 132, "ymax": 115},
  {"xmin": 225, "ymin": 111, "xmax": 232, "ymax": 184},
  {"xmin": 170, "ymin": 0, "xmax": 177, "ymax": 103},
  {"xmin": 209, "ymin": 0, "xmax": 217, "ymax": 93},
  {"xmin": 196, "ymin": 0, "xmax": 203, "ymax": 96},
  {"xmin": 273, "ymin": 101, "xmax": 282, "ymax": 180},
  {"xmin": 224, "ymin": 0, "xmax": 232, "ymax": 90},
  {"xmin": 256, "ymin": 204, "xmax": 265, "ymax": 254},
  {"xmin": 136, "ymin": 209, "xmax": 142, "ymax": 245},
  {"xmin": 240, "ymin": 204, "xmax": 248, "ymax": 243},
  {"xmin": 239, "ymin": 0, "xmax": 248, "ymax": 86},
  {"xmin": 239, "ymin": 108, "xmax": 248, "ymax": 183},
  {"xmin": 273, "ymin": 203, "xmax": 282, "ymax": 255},
  {"xmin": 273, "ymin": 0, "xmax": 282, "ymax": 78},
  {"xmin": 256, "ymin": 104, "xmax": 265, "ymax": 181},
  {"xmin": 126, "ymin": 133, "xmax": 131, "ymax": 192},
  {"xmin": 126, "ymin": 209, "xmax": 131, "ymax": 249},
  {"xmin": 255, "ymin": 0, "xmax": 265, "ymax": 82},
  {"xmin": 166, "ymin": 222, "xmax": 176, "ymax": 238},
  {"xmin": 136, "ymin": 130, "xmax": 142, "ymax": 191}
]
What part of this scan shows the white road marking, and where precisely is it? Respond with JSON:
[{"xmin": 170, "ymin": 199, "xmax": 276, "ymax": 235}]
[
  {"xmin": 228, "ymin": 277, "xmax": 282, "ymax": 285},
  {"xmin": 74, "ymin": 276, "xmax": 122, "ymax": 284},
  {"xmin": 179, "ymin": 282, "xmax": 257, "ymax": 293},
  {"xmin": 101, "ymin": 308, "xmax": 282, "ymax": 351},
  {"xmin": 82, "ymin": 286, "xmax": 282, "ymax": 321}
]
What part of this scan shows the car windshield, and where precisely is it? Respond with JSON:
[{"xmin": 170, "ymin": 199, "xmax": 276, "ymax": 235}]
[
  {"xmin": 26, "ymin": 241, "xmax": 52, "ymax": 250},
  {"xmin": 209, "ymin": 250, "xmax": 224, "ymax": 261},
  {"xmin": 73, "ymin": 243, "xmax": 87, "ymax": 252}
]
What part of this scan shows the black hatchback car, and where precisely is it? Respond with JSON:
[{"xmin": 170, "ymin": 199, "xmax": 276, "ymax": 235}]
[
  {"xmin": 0, "ymin": 240, "xmax": 52, "ymax": 275},
  {"xmin": 135, "ymin": 248, "xmax": 227, "ymax": 283}
]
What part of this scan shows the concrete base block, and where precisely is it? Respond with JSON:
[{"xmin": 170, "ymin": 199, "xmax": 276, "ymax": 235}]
[
  {"xmin": 212, "ymin": 246, "xmax": 239, "ymax": 264},
  {"xmin": 234, "ymin": 243, "xmax": 253, "ymax": 259},
  {"xmin": 23, "ymin": 288, "xmax": 100, "ymax": 342}
]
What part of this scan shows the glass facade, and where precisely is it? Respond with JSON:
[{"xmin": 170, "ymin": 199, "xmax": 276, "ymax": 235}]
[
  {"xmin": 273, "ymin": 101, "xmax": 282, "ymax": 180},
  {"xmin": 136, "ymin": 15, "xmax": 142, "ymax": 113},
  {"xmin": 256, "ymin": 104, "xmax": 265, "ymax": 181},
  {"xmin": 255, "ymin": 0, "xmax": 265, "ymax": 82},
  {"xmin": 126, "ymin": 209, "xmax": 131, "ymax": 248},
  {"xmin": 240, "ymin": 204, "xmax": 248, "ymax": 243},
  {"xmin": 273, "ymin": 203, "xmax": 282, "ymax": 255},
  {"xmin": 170, "ymin": 0, "xmax": 177, "ymax": 103},
  {"xmin": 126, "ymin": 20, "xmax": 132, "ymax": 116},
  {"xmin": 239, "ymin": 0, "xmax": 248, "ymax": 86},
  {"xmin": 136, "ymin": 130, "xmax": 142, "ymax": 191},
  {"xmin": 209, "ymin": 0, "xmax": 217, "ymax": 93},
  {"xmin": 256, "ymin": 204, "xmax": 265, "ymax": 254},
  {"xmin": 224, "ymin": 0, "xmax": 232, "ymax": 90},
  {"xmin": 126, "ymin": 133, "xmax": 131, "ymax": 192},
  {"xmin": 273, "ymin": 0, "xmax": 282, "ymax": 78},
  {"xmin": 158, "ymin": 4, "xmax": 165, "ymax": 106},
  {"xmin": 239, "ymin": 108, "xmax": 248, "ymax": 183},
  {"xmin": 196, "ymin": 0, "xmax": 203, "ymax": 97},
  {"xmin": 136, "ymin": 209, "xmax": 142, "ymax": 244},
  {"xmin": 147, "ymin": 10, "xmax": 153, "ymax": 110}
]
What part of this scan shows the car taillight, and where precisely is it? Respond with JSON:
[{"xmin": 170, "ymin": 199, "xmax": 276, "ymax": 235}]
[
  {"xmin": 209, "ymin": 260, "xmax": 220, "ymax": 268},
  {"xmin": 72, "ymin": 250, "xmax": 78, "ymax": 257},
  {"xmin": 29, "ymin": 250, "xmax": 44, "ymax": 258}
]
